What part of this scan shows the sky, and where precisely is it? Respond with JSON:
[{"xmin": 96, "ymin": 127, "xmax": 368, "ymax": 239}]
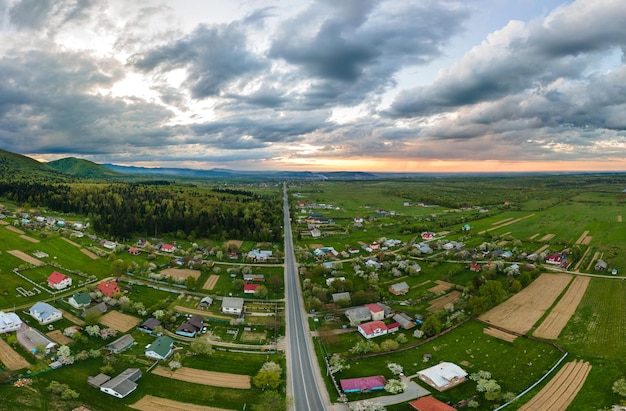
[{"xmin": 0, "ymin": 0, "xmax": 625, "ymax": 173}]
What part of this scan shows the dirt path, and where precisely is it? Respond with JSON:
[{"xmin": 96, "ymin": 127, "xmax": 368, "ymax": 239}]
[
  {"xmin": 152, "ymin": 366, "xmax": 251, "ymax": 389},
  {"xmin": 131, "ymin": 395, "xmax": 234, "ymax": 411},
  {"xmin": 519, "ymin": 361, "xmax": 591, "ymax": 411},
  {"xmin": 533, "ymin": 276, "xmax": 590, "ymax": 339},
  {"xmin": 479, "ymin": 273, "xmax": 571, "ymax": 334},
  {"xmin": 0, "ymin": 337, "xmax": 30, "ymax": 370},
  {"xmin": 61, "ymin": 237, "xmax": 81, "ymax": 247}
]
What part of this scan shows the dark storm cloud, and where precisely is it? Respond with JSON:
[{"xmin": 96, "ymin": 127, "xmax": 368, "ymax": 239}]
[
  {"xmin": 9, "ymin": 0, "xmax": 95, "ymax": 30},
  {"xmin": 131, "ymin": 22, "xmax": 268, "ymax": 99}
]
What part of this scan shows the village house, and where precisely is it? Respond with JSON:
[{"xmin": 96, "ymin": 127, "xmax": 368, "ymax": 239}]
[
  {"xmin": 340, "ymin": 375, "xmax": 387, "ymax": 393},
  {"xmin": 106, "ymin": 334, "xmax": 135, "ymax": 354},
  {"xmin": 145, "ymin": 336, "xmax": 174, "ymax": 360},
  {"xmin": 357, "ymin": 320, "xmax": 388, "ymax": 339},
  {"xmin": 98, "ymin": 280, "xmax": 120, "ymax": 298},
  {"xmin": 388, "ymin": 281, "xmax": 410, "ymax": 296},
  {"xmin": 29, "ymin": 302, "xmax": 62, "ymax": 325},
  {"xmin": 469, "ymin": 261, "xmax": 481, "ymax": 272},
  {"xmin": 393, "ymin": 312, "xmax": 416, "ymax": 330},
  {"xmin": 409, "ymin": 396, "xmax": 456, "ymax": 411},
  {"xmin": 160, "ymin": 243, "xmax": 176, "ymax": 253},
  {"xmin": 546, "ymin": 252, "xmax": 563, "ymax": 264},
  {"xmin": 345, "ymin": 306, "xmax": 372, "ymax": 326},
  {"xmin": 68, "ymin": 292, "xmax": 92, "ymax": 309},
  {"xmin": 595, "ymin": 259, "xmax": 608, "ymax": 270},
  {"xmin": 137, "ymin": 318, "xmax": 161, "ymax": 334},
  {"xmin": 221, "ymin": 297, "xmax": 244, "ymax": 315},
  {"xmin": 128, "ymin": 247, "xmax": 141, "ymax": 256},
  {"xmin": 417, "ymin": 362, "xmax": 467, "ymax": 391},
  {"xmin": 197, "ymin": 296, "xmax": 213, "ymax": 309},
  {"xmin": 247, "ymin": 249, "xmax": 273, "ymax": 262},
  {"xmin": 89, "ymin": 368, "xmax": 142, "ymax": 398},
  {"xmin": 364, "ymin": 303, "xmax": 385, "ymax": 321},
  {"xmin": 0, "ymin": 311, "xmax": 22, "ymax": 334},
  {"xmin": 175, "ymin": 315, "xmax": 203, "ymax": 338},
  {"xmin": 243, "ymin": 283, "xmax": 259, "ymax": 294},
  {"xmin": 47, "ymin": 271, "xmax": 72, "ymax": 290}
]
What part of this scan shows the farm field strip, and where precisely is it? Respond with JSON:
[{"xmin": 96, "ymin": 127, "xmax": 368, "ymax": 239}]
[
  {"xmin": 60, "ymin": 237, "xmax": 81, "ymax": 247},
  {"xmin": 203, "ymin": 275, "xmax": 219, "ymax": 290},
  {"xmin": 428, "ymin": 290, "xmax": 461, "ymax": 312},
  {"xmin": 483, "ymin": 327, "xmax": 517, "ymax": 342},
  {"xmin": 428, "ymin": 280, "xmax": 453, "ymax": 294},
  {"xmin": 58, "ymin": 308, "xmax": 86, "ymax": 326},
  {"xmin": 80, "ymin": 248, "xmax": 99, "ymax": 259},
  {"xmin": 518, "ymin": 360, "xmax": 591, "ymax": 411},
  {"xmin": 7, "ymin": 250, "xmax": 44, "ymax": 266},
  {"xmin": 479, "ymin": 273, "xmax": 571, "ymax": 334},
  {"xmin": 583, "ymin": 250, "xmax": 598, "ymax": 271},
  {"xmin": 529, "ymin": 233, "xmax": 539, "ymax": 240},
  {"xmin": 492, "ymin": 218, "xmax": 514, "ymax": 225},
  {"xmin": 99, "ymin": 310, "xmax": 141, "ymax": 332},
  {"xmin": 533, "ymin": 276, "xmax": 590, "ymax": 339},
  {"xmin": 5, "ymin": 225, "xmax": 24, "ymax": 234},
  {"xmin": 19, "ymin": 235, "xmax": 39, "ymax": 243},
  {"xmin": 161, "ymin": 268, "xmax": 201, "ymax": 279},
  {"xmin": 152, "ymin": 365, "xmax": 251, "ymax": 389},
  {"xmin": 575, "ymin": 231, "xmax": 589, "ymax": 245},
  {"xmin": 0, "ymin": 336, "xmax": 30, "ymax": 370},
  {"xmin": 478, "ymin": 214, "xmax": 535, "ymax": 234},
  {"xmin": 130, "ymin": 395, "xmax": 235, "ymax": 411},
  {"xmin": 539, "ymin": 233, "xmax": 555, "ymax": 242},
  {"xmin": 534, "ymin": 244, "xmax": 550, "ymax": 255}
]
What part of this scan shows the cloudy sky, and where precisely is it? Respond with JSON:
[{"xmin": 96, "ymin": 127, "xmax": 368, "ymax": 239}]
[{"xmin": 1, "ymin": 0, "xmax": 625, "ymax": 173}]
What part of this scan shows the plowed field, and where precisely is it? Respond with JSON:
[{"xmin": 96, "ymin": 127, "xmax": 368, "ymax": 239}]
[
  {"xmin": 152, "ymin": 366, "xmax": 250, "ymax": 389},
  {"xmin": 533, "ymin": 276, "xmax": 590, "ymax": 339},
  {"xmin": 130, "ymin": 395, "xmax": 234, "ymax": 411},
  {"xmin": 519, "ymin": 361, "xmax": 591, "ymax": 411}
]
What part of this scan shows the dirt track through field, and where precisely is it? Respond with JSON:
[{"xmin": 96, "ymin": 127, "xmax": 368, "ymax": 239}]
[
  {"xmin": 152, "ymin": 366, "xmax": 251, "ymax": 389},
  {"xmin": 479, "ymin": 273, "xmax": 572, "ymax": 334},
  {"xmin": 539, "ymin": 233, "xmax": 555, "ymax": 242},
  {"xmin": 99, "ymin": 311, "xmax": 141, "ymax": 332},
  {"xmin": 5, "ymin": 225, "xmax": 24, "ymax": 234},
  {"xmin": 428, "ymin": 291, "xmax": 461, "ymax": 312},
  {"xmin": 483, "ymin": 327, "xmax": 517, "ymax": 342},
  {"xmin": 428, "ymin": 280, "xmax": 453, "ymax": 294},
  {"xmin": 7, "ymin": 250, "xmax": 44, "ymax": 266},
  {"xmin": 583, "ymin": 250, "xmax": 598, "ymax": 271},
  {"xmin": 533, "ymin": 276, "xmax": 590, "ymax": 339},
  {"xmin": 131, "ymin": 395, "xmax": 234, "ymax": 411},
  {"xmin": 161, "ymin": 268, "xmax": 201, "ymax": 280},
  {"xmin": 0, "ymin": 337, "xmax": 30, "ymax": 370},
  {"xmin": 519, "ymin": 360, "xmax": 591, "ymax": 411},
  {"xmin": 61, "ymin": 237, "xmax": 81, "ymax": 247},
  {"xmin": 19, "ymin": 235, "xmax": 39, "ymax": 243},
  {"xmin": 529, "ymin": 233, "xmax": 540, "ymax": 240},
  {"xmin": 478, "ymin": 214, "xmax": 535, "ymax": 234},
  {"xmin": 80, "ymin": 248, "xmax": 99, "ymax": 259},
  {"xmin": 203, "ymin": 275, "xmax": 219, "ymax": 290},
  {"xmin": 575, "ymin": 231, "xmax": 589, "ymax": 245},
  {"xmin": 619, "ymin": 215, "xmax": 623, "ymax": 223},
  {"xmin": 534, "ymin": 244, "xmax": 550, "ymax": 255}
]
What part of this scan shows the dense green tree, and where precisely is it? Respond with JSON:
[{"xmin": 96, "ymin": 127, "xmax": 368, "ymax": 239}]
[
  {"xmin": 251, "ymin": 391, "xmax": 286, "ymax": 411},
  {"xmin": 479, "ymin": 281, "xmax": 507, "ymax": 308},
  {"xmin": 421, "ymin": 315, "xmax": 442, "ymax": 337}
]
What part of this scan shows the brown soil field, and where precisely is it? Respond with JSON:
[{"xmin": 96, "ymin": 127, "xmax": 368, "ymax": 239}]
[
  {"xmin": 533, "ymin": 276, "xmax": 590, "ymax": 339},
  {"xmin": 61, "ymin": 237, "xmax": 81, "ymax": 247},
  {"xmin": 519, "ymin": 360, "xmax": 591, "ymax": 411},
  {"xmin": 581, "ymin": 236, "xmax": 592, "ymax": 245},
  {"xmin": 0, "ymin": 220, "xmax": 8, "ymax": 225},
  {"xmin": 497, "ymin": 240, "xmax": 508, "ymax": 246},
  {"xmin": 584, "ymin": 251, "xmax": 600, "ymax": 271},
  {"xmin": 0, "ymin": 337, "xmax": 30, "ymax": 370},
  {"xmin": 539, "ymin": 233, "xmax": 556, "ymax": 242},
  {"xmin": 242, "ymin": 330, "xmax": 267, "ymax": 342},
  {"xmin": 5, "ymin": 225, "xmax": 25, "ymax": 234},
  {"xmin": 226, "ymin": 240, "xmax": 243, "ymax": 249},
  {"xmin": 529, "ymin": 233, "xmax": 540, "ymax": 240},
  {"xmin": 7, "ymin": 250, "xmax": 44, "ymax": 266},
  {"xmin": 80, "ymin": 248, "xmax": 99, "ymax": 259},
  {"xmin": 428, "ymin": 280, "xmax": 454, "ymax": 294},
  {"xmin": 492, "ymin": 218, "xmax": 513, "ymax": 225},
  {"xmin": 174, "ymin": 306, "xmax": 231, "ymax": 320},
  {"xmin": 203, "ymin": 275, "xmax": 219, "ymax": 290},
  {"xmin": 308, "ymin": 243, "xmax": 324, "ymax": 249},
  {"xmin": 478, "ymin": 214, "xmax": 535, "ymax": 234},
  {"xmin": 483, "ymin": 327, "xmax": 517, "ymax": 342},
  {"xmin": 58, "ymin": 308, "xmax": 86, "ymax": 326},
  {"xmin": 534, "ymin": 244, "xmax": 550, "ymax": 254},
  {"xmin": 99, "ymin": 311, "xmax": 141, "ymax": 332},
  {"xmin": 479, "ymin": 273, "xmax": 572, "ymax": 334},
  {"xmin": 161, "ymin": 268, "xmax": 201, "ymax": 280},
  {"xmin": 152, "ymin": 366, "xmax": 251, "ymax": 389},
  {"xmin": 130, "ymin": 395, "xmax": 234, "ymax": 411},
  {"xmin": 619, "ymin": 215, "xmax": 623, "ymax": 222},
  {"xmin": 575, "ymin": 231, "xmax": 589, "ymax": 245},
  {"xmin": 20, "ymin": 235, "xmax": 39, "ymax": 243},
  {"xmin": 46, "ymin": 330, "xmax": 73, "ymax": 345},
  {"xmin": 428, "ymin": 291, "xmax": 462, "ymax": 312}
]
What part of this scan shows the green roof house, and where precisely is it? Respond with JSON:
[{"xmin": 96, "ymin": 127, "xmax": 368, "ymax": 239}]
[
  {"xmin": 145, "ymin": 336, "xmax": 174, "ymax": 360},
  {"xmin": 68, "ymin": 292, "xmax": 92, "ymax": 309}
]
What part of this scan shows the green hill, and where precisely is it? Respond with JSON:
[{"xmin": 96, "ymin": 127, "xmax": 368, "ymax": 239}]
[
  {"xmin": 47, "ymin": 157, "xmax": 124, "ymax": 179},
  {"xmin": 0, "ymin": 148, "xmax": 67, "ymax": 182}
]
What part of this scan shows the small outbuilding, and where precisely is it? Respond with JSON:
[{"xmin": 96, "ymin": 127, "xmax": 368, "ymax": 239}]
[
  {"xmin": 340, "ymin": 375, "xmax": 386, "ymax": 393},
  {"xmin": 417, "ymin": 362, "xmax": 467, "ymax": 391}
]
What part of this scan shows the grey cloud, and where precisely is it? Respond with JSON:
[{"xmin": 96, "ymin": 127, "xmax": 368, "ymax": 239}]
[{"xmin": 9, "ymin": 0, "xmax": 95, "ymax": 30}]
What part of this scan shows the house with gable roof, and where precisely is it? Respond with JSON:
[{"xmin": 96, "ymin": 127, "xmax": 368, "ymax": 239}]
[
  {"xmin": 357, "ymin": 320, "xmax": 388, "ymax": 339},
  {"xmin": 47, "ymin": 271, "xmax": 72, "ymax": 290},
  {"xmin": 417, "ymin": 362, "xmax": 467, "ymax": 391},
  {"xmin": 29, "ymin": 302, "xmax": 62, "ymax": 325},
  {"xmin": 145, "ymin": 335, "xmax": 174, "ymax": 360},
  {"xmin": 68, "ymin": 292, "xmax": 91, "ymax": 309},
  {"xmin": 221, "ymin": 297, "xmax": 244, "ymax": 315},
  {"xmin": 92, "ymin": 368, "xmax": 142, "ymax": 398},
  {"xmin": 0, "ymin": 311, "xmax": 22, "ymax": 334},
  {"xmin": 388, "ymin": 281, "xmax": 410, "ymax": 295},
  {"xmin": 98, "ymin": 280, "xmax": 120, "ymax": 298},
  {"xmin": 364, "ymin": 303, "xmax": 385, "ymax": 321}
]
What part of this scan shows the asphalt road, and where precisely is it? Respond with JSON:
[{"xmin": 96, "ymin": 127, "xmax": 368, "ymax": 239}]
[{"xmin": 283, "ymin": 183, "xmax": 329, "ymax": 411}]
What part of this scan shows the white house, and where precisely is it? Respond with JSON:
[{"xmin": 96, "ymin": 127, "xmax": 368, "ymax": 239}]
[
  {"xmin": 417, "ymin": 362, "xmax": 467, "ymax": 391},
  {"xmin": 98, "ymin": 368, "xmax": 142, "ymax": 398},
  {"xmin": 0, "ymin": 311, "xmax": 22, "ymax": 334},
  {"xmin": 365, "ymin": 303, "xmax": 385, "ymax": 321},
  {"xmin": 29, "ymin": 302, "xmax": 62, "ymax": 325},
  {"xmin": 357, "ymin": 320, "xmax": 388, "ymax": 339},
  {"xmin": 68, "ymin": 292, "xmax": 91, "ymax": 309},
  {"xmin": 145, "ymin": 336, "xmax": 174, "ymax": 360},
  {"xmin": 221, "ymin": 297, "xmax": 244, "ymax": 315},
  {"xmin": 47, "ymin": 271, "xmax": 72, "ymax": 290}
]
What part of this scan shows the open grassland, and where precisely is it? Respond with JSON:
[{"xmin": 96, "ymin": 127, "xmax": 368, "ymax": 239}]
[
  {"xmin": 152, "ymin": 366, "xmax": 251, "ymax": 389},
  {"xmin": 479, "ymin": 273, "xmax": 572, "ymax": 334},
  {"xmin": 0, "ymin": 337, "xmax": 30, "ymax": 370},
  {"xmin": 99, "ymin": 310, "xmax": 141, "ymax": 332},
  {"xmin": 131, "ymin": 395, "xmax": 235, "ymax": 411},
  {"xmin": 533, "ymin": 276, "xmax": 590, "ymax": 339}
]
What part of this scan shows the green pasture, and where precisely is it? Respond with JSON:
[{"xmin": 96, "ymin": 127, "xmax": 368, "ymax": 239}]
[{"xmin": 0, "ymin": 270, "xmax": 51, "ymax": 308}]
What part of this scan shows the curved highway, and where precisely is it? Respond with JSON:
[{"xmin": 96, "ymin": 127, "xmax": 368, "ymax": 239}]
[{"xmin": 283, "ymin": 183, "xmax": 330, "ymax": 410}]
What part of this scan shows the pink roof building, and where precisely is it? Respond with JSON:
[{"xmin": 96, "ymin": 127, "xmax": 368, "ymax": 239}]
[
  {"xmin": 47, "ymin": 271, "xmax": 72, "ymax": 290},
  {"xmin": 98, "ymin": 281, "xmax": 120, "ymax": 298}
]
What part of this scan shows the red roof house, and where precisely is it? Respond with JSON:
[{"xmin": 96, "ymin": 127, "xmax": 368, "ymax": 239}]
[
  {"xmin": 161, "ymin": 243, "xmax": 175, "ymax": 253},
  {"xmin": 357, "ymin": 320, "xmax": 388, "ymax": 339},
  {"xmin": 409, "ymin": 396, "xmax": 456, "ymax": 411},
  {"xmin": 469, "ymin": 261, "xmax": 481, "ymax": 272},
  {"xmin": 244, "ymin": 283, "xmax": 259, "ymax": 294},
  {"xmin": 364, "ymin": 303, "xmax": 385, "ymax": 321},
  {"xmin": 546, "ymin": 253, "xmax": 563, "ymax": 264},
  {"xmin": 47, "ymin": 271, "xmax": 72, "ymax": 290},
  {"xmin": 98, "ymin": 280, "xmax": 120, "ymax": 298},
  {"xmin": 128, "ymin": 247, "xmax": 141, "ymax": 256}
]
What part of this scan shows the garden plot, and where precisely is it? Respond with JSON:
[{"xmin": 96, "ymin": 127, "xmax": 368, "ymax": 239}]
[
  {"xmin": 428, "ymin": 280, "xmax": 454, "ymax": 294},
  {"xmin": 131, "ymin": 395, "xmax": 234, "ymax": 411},
  {"xmin": 152, "ymin": 366, "xmax": 251, "ymax": 389},
  {"xmin": 427, "ymin": 291, "xmax": 461, "ymax": 312},
  {"xmin": 519, "ymin": 360, "xmax": 591, "ymax": 411},
  {"xmin": 80, "ymin": 248, "xmax": 99, "ymax": 259},
  {"xmin": 479, "ymin": 214, "xmax": 535, "ymax": 234},
  {"xmin": 61, "ymin": 237, "xmax": 81, "ymax": 247},
  {"xmin": 203, "ymin": 275, "xmax": 219, "ymax": 290},
  {"xmin": 483, "ymin": 327, "xmax": 517, "ymax": 343},
  {"xmin": 539, "ymin": 233, "xmax": 556, "ymax": 242},
  {"xmin": 0, "ymin": 337, "xmax": 30, "ymax": 370},
  {"xmin": 5, "ymin": 225, "xmax": 24, "ymax": 235},
  {"xmin": 19, "ymin": 235, "xmax": 39, "ymax": 243},
  {"xmin": 99, "ymin": 310, "xmax": 141, "ymax": 332},
  {"xmin": 226, "ymin": 240, "xmax": 243, "ymax": 249},
  {"xmin": 534, "ymin": 244, "xmax": 550, "ymax": 255},
  {"xmin": 161, "ymin": 268, "xmax": 201, "ymax": 280},
  {"xmin": 7, "ymin": 250, "xmax": 44, "ymax": 266},
  {"xmin": 46, "ymin": 330, "xmax": 73, "ymax": 345},
  {"xmin": 479, "ymin": 273, "xmax": 572, "ymax": 334},
  {"xmin": 533, "ymin": 276, "xmax": 590, "ymax": 339},
  {"xmin": 619, "ymin": 215, "xmax": 623, "ymax": 222},
  {"xmin": 575, "ymin": 230, "xmax": 589, "ymax": 245}
]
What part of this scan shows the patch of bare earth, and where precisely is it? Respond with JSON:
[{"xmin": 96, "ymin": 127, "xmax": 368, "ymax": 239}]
[
  {"xmin": 582, "ymin": 236, "xmax": 592, "ymax": 245},
  {"xmin": 533, "ymin": 276, "xmax": 590, "ymax": 339},
  {"xmin": 479, "ymin": 273, "xmax": 572, "ymax": 334},
  {"xmin": 478, "ymin": 214, "xmax": 535, "ymax": 234},
  {"xmin": 518, "ymin": 361, "xmax": 591, "ymax": 411},
  {"xmin": 529, "ymin": 233, "xmax": 540, "ymax": 240},
  {"xmin": 20, "ymin": 235, "xmax": 39, "ymax": 243},
  {"xmin": 483, "ymin": 327, "xmax": 517, "ymax": 342},
  {"xmin": 428, "ymin": 291, "xmax": 461, "ymax": 312},
  {"xmin": 0, "ymin": 337, "xmax": 30, "ymax": 370},
  {"xmin": 0, "ymin": 220, "xmax": 8, "ymax": 225},
  {"xmin": 161, "ymin": 268, "xmax": 201, "ymax": 280},
  {"xmin": 5, "ymin": 225, "xmax": 25, "ymax": 234},
  {"xmin": 619, "ymin": 215, "xmax": 623, "ymax": 222},
  {"xmin": 308, "ymin": 243, "xmax": 324, "ymax": 249},
  {"xmin": 61, "ymin": 237, "xmax": 81, "ymax": 247},
  {"xmin": 130, "ymin": 395, "xmax": 234, "ymax": 411},
  {"xmin": 428, "ymin": 280, "xmax": 454, "ymax": 294},
  {"xmin": 575, "ymin": 231, "xmax": 589, "ymax": 245},
  {"xmin": 99, "ymin": 311, "xmax": 141, "ymax": 332},
  {"xmin": 80, "ymin": 248, "xmax": 99, "ymax": 259},
  {"xmin": 152, "ymin": 366, "xmax": 251, "ymax": 389},
  {"xmin": 46, "ymin": 330, "xmax": 73, "ymax": 345},
  {"xmin": 226, "ymin": 240, "xmax": 243, "ymax": 249},
  {"xmin": 203, "ymin": 275, "xmax": 219, "ymax": 290},
  {"xmin": 534, "ymin": 244, "xmax": 550, "ymax": 255},
  {"xmin": 7, "ymin": 250, "xmax": 44, "ymax": 266},
  {"xmin": 540, "ymin": 233, "xmax": 556, "ymax": 242}
]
